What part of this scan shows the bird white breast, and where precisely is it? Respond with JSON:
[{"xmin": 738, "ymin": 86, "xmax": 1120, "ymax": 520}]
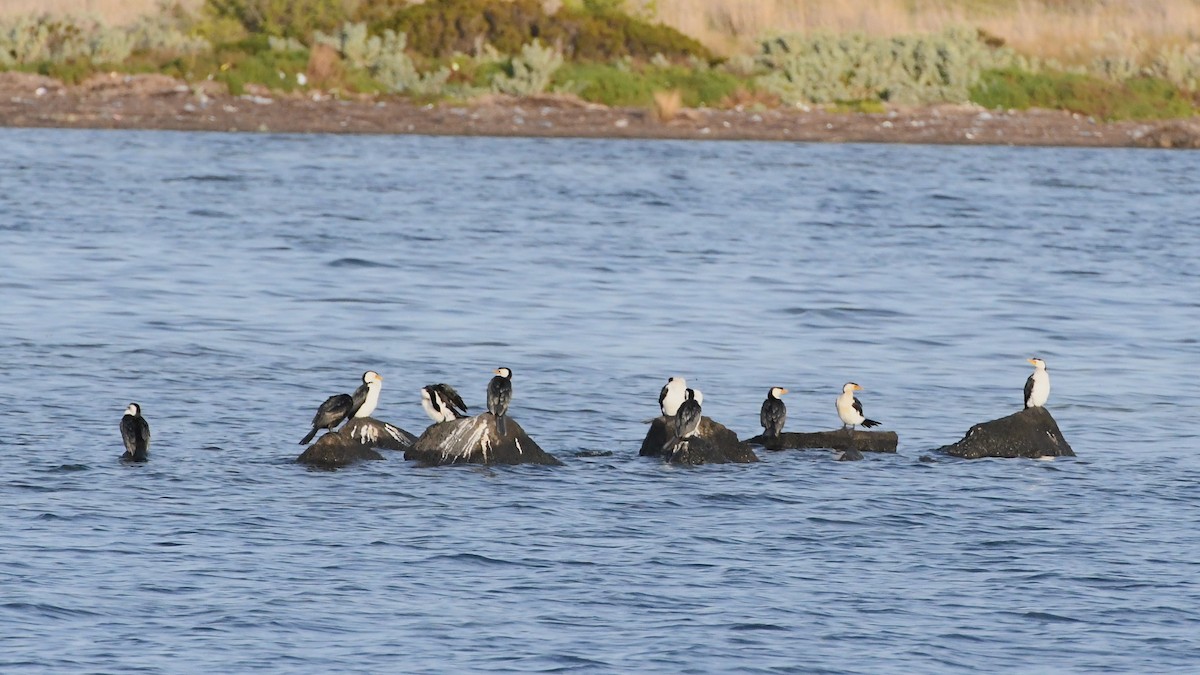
[
  {"xmin": 661, "ymin": 381, "xmax": 687, "ymax": 416},
  {"xmin": 1027, "ymin": 370, "xmax": 1050, "ymax": 407},
  {"xmin": 420, "ymin": 391, "xmax": 441, "ymax": 423},
  {"xmin": 836, "ymin": 392, "xmax": 864, "ymax": 425},
  {"xmin": 355, "ymin": 381, "xmax": 382, "ymax": 418}
]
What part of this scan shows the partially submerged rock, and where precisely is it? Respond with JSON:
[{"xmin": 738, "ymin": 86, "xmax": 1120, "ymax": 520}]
[
  {"xmin": 936, "ymin": 406, "xmax": 1074, "ymax": 459},
  {"xmin": 296, "ymin": 417, "xmax": 416, "ymax": 468},
  {"xmin": 640, "ymin": 416, "xmax": 758, "ymax": 464},
  {"xmin": 405, "ymin": 414, "xmax": 561, "ymax": 466},
  {"xmin": 747, "ymin": 430, "xmax": 898, "ymax": 453}
]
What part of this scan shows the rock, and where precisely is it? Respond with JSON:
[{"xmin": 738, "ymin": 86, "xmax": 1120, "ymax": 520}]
[
  {"xmin": 835, "ymin": 448, "xmax": 864, "ymax": 462},
  {"xmin": 935, "ymin": 406, "xmax": 1074, "ymax": 459},
  {"xmin": 640, "ymin": 416, "xmax": 758, "ymax": 464},
  {"xmin": 747, "ymin": 430, "xmax": 898, "ymax": 453},
  {"xmin": 405, "ymin": 415, "xmax": 562, "ymax": 466},
  {"xmin": 296, "ymin": 417, "xmax": 415, "ymax": 468},
  {"xmin": 1134, "ymin": 121, "xmax": 1200, "ymax": 149}
]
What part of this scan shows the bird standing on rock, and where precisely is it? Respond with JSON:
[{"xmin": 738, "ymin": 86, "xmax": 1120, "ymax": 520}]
[
  {"xmin": 836, "ymin": 382, "xmax": 880, "ymax": 432},
  {"xmin": 658, "ymin": 376, "xmax": 687, "ymax": 417},
  {"xmin": 760, "ymin": 387, "xmax": 788, "ymax": 439},
  {"xmin": 488, "ymin": 367, "xmax": 513, "ymax": 436},
  {"xmin": 421, "ymin": 383, "xmax": 469, "ymax": 423},
  {"xmin": 299, "ymin": 370, "xmax": 384, "ymax": 444},
  {"xmin": 1024, "ymin": 357, "xmax": 1050, "ymax": 409}
]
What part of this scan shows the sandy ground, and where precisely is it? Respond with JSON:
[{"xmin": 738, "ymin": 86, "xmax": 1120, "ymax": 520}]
[{"xmin": 2, "ymin": 71, "xmax": 1198, "ymax": 148}]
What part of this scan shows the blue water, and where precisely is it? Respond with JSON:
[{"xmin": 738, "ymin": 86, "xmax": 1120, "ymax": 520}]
[{"xmin": 2, "ymin": 128, "xmax": 1199, "ymax": 672}]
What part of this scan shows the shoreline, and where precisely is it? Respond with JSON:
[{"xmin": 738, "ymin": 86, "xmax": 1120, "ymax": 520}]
[{"xmin": 3, "ymin": 72, "xmax": 1198, "ymax": 148}]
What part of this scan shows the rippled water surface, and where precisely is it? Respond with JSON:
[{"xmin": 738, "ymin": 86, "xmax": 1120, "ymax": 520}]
[{"xmin": 2, "ymin": 129, "xmax": 1199, "ymax": 673}]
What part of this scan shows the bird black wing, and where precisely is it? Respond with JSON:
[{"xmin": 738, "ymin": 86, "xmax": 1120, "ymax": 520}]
[
  {"xmin": 120, "ymin": 414, "xmax": 150, "ymax": 456},
  {"xmin": 435, "ymin": 383, "xmax": 469, "ymax": 416},
  {"xmin": 313, "ymin": 394, "xmax": 353, "ymax": 428},
  {"xmin": 852, "ymin": 397, "xmax": 865, "ymax": 417},
  {"xmin": 349, "ymin": 382, "xmax": 370, "ymax": 417},
  {"xmin": 487, "ymin": 377, "xmax": 512, "ymax": 417},
  {"xmin": 675, "ymin": 399, "xmax": 703, "ymax": 439},
  {"xmin": 658, "ymin": 383, "xmax": 669, "ymax": 413},
  {"xmin": 1023, "ymin": 374, "xmax": 1034, "ymax": 408},
  {"xmin": 761, "ymin": 398, "xmax": 786, "ymax": 438}
]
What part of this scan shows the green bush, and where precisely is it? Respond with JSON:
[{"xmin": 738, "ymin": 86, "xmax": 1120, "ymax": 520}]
[
  {"xmin": 970, "ymin": 68, "xmax": 1196, "ymax": 120},
  {"xmin": 357, "ymin": 0, "xmax": 710, "ymax": 62},
  {"xmin": 203, "ymin": 0, "xmax": 347, "ymax": 40},
  {"xmin": 553, "ymin": 61, "xmax": 740, "ymax": 107}
]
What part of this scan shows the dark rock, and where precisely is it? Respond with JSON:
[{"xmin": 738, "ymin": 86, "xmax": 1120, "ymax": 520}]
[
  {"xmin": 640, "ymin": 416, "xmax": 758, "ymax": 464},
  {"xmin": 835, "ymin": 448, "xmax": 864, "ymax": 462},
  {"xmin": 1134, "ymin": 121, "xmax": 1200, "ymax": 149},
  {"xmin": 575, "ymin": 450, "xmax": 613, "ymax": 457},
  {"xmin": 918, "ymin": 455, "xmax": 937, "ymax": 463},
  {"xmin": 936, "ymin": 406, "xmax": 1074, "ymax": 459},
  {"xmin": 296, "ymin": 417, "xmax": 415, "ymax": 468},
  {"xmin": 405, "ymin": 414, "xmax": 562, "ymax": 466},
  {"xmin": 747, "ymin": 430, "xmax": 898, "ymax": 453}
]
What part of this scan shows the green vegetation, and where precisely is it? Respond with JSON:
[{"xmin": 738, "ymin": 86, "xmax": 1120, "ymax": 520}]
[
  {"xmin": 971, "ymin": 69, "xmax": 1195, "ymax": 120},
  {"xmin": 0, "ymin": 2, "xmax": 1195, "ymax": 121}
]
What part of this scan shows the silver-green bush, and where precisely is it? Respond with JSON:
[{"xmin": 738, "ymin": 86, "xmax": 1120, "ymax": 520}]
[
  {"xmin": 491, "ymin": 40, "xmax": 563, "ymax": 95},
  {"xmin": 755, "ymin": 27, "xmax": 1016, "ymax": 105},
  {"xmin": 314, "ymin": 22, "xmax": 450, "ymax": 95}
]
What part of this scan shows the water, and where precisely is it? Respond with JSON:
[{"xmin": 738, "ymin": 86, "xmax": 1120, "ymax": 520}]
[{"xmin": 2, "ymin": 128, "xmax": 1199, "ymax": 672}]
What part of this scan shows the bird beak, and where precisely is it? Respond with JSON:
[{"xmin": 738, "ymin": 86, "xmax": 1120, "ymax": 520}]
[
  {"xmin": 854, "ymin": 384, "xmax": 863, "ymax": 391},
  {"xmin": 1027, "ymin": 358, "xmax": 1037, "ymax": 365},
  {"xmin": 493, "ymin": 368, "xmax": 501, "ymax": 375},
  {"xmin": 376, "ymin": 374, "xmax": 384, "ymax": 381},
  {"xmin": 780, "ymin": 388, "xmax": 789, "ymax": 395}
]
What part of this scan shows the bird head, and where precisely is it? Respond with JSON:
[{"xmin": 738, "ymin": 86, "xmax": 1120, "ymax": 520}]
[
  {"xmin": 363, "ymin": 371, "xmax": 383, "ymax": 384},
  {"xmin": 770, "ymin": 387, "xmax": 788, "ymax": 398},
  {"xmin": 495, "ymin": 367, "xmax": 512, "ymax": 379},
  {"xmin": 844, "ymin": 383, "xmax": 862, "ymax": 393},
  {"xmin": 125, "ymin": 402, "xmax": 140, "ymax": 416}
]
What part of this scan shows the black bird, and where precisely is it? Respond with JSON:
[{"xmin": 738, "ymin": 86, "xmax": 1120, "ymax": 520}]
[
  {"xmin": 120, "ymin": 402, "xmax": 151, "ymax": 462},
  {"xmin": 664, "ymin": 388, "xmax": 703, "ymax": 453},
  {"xmin": 487, "ymin": 367, "xmax": 513, "ymax": 436},
  {"xmin": 421, "ymin": 383, "xmax": 469, "ymax": 423},
  {"xmin": 760, "ymin": 386, "xmax": 788, "ymax": 439},
  {"xmin": 298, "ymin": 371, "xmax": 383, "ymax": 444}
]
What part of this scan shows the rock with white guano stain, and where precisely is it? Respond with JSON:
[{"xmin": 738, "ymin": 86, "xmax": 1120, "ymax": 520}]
[
  {"xmin": 296, "ymin": 417, "xmax": 417, "ymax": 468},
  {"xmin": 405, "ymin": 414, "xmax": 561, "ymax": 466}
]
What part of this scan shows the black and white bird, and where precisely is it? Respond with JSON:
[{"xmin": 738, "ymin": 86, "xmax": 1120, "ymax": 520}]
[
  {"xmin": 760, "ymin": 386, "xmax": 788, "ymax": 439},
  {"xmin": 421, "ymin": 383, "xmax": 469, "ymax": 423},
  {"xmin": 658, "ymin": 376, "xmax": 688, "ymax": 416},
  {"xmin": 487, "ymin": 367, "xmax": 513, "ymax": 436},
  {"xmin": 836, "ymin": 382, "xmax": 881, "ymax": 431},
  {"xmin": 1024, "ymin": 357, "xmax": 1050, "ymax": 409},
  {"xmin": 664, "ymin": 388, "xmax": 703, "ymax": 452},
  {"xmin": 299, "ymin": 371, "xmax": 384, "ymax": 444},
  {"xmin": 120, "ymin": 402, "xmax": 151, "ymax": 462}
]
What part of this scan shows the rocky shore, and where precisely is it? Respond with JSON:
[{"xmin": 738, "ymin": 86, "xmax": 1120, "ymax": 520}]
[{"xmin": 2, "ymin": 71, "xmax": 1197, "ymax": 148}]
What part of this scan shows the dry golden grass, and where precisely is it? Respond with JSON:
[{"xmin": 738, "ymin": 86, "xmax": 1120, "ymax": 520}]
[
  {"xmin": 652, "ymin": 88, "xmax": 682, "ymax": 121},
  {"xmin": 649, "ymin": 0, "xmax": 1200, "ymax": 62},
  {"xmin": 3, "ymin": 0, "xmax": 1197, "ymax": 64}
]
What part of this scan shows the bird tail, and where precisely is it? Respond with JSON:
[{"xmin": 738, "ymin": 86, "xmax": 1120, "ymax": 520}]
[
  {"xmin": 300, "ymin": 427, "xmax": 318, "ymax": 445},
  {"xmin": 496, "ymin": 414, "xmax": 507, "ymax": 437},
  {"xmin": 861, "ymin": 419, "xmax": 881, "ymax": 429}
]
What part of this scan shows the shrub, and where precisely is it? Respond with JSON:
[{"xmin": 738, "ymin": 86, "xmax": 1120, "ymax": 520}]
[
  {"xmin": 203, "ymin": 0, "xmax": 347, "ymax": 40},
  {"xmin": 552, "ymin": 61, "xmax": 739, "ymax": 107},
  {"xmin": 970, "ymin": 68, "xmax": 1195, "ymax": 120},
  {"xmin": 755, "ymin": 27, "xmax": 1015, "ymax": 105},
  {"xmin": 358, "ymin": 0, "xmax": 710, "ymax": 62},
  {"xmin": 313, "ymin": 22, "xmax": 450, "ymax": 95},
  {"xmin": 491, "ymin": 39, "xmax": 563, "ymax": 95}
]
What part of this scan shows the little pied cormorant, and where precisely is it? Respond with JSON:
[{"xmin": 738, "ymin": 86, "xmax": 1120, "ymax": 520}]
[
  {"xmin": 760, "ymin": 386, "xmax": 788, "ymax": 439},
  {"xmin": 1024, "ymin": 357, "xmax": 1050, "ymax": 409},
  {"xmin": 421, "ymin": 383, "xmax": 469, "ymax": 423},
  {"xmin": 836, "ymin": 382, "xmax": 880, "ymax": 431},
  {"xmin": 487, "ymin": 367, "xmax": 513, "ymax": 436},
  {"xmin": 299, "ymin": 371, "xmax": 383, "ymax": 445},
  {"xmin": 658, "ymin": 376, "xmax": 687, "ymax": 417},
  {"xmin": 120, "ymin": 402, "xmax": 151, "ymax": 462}
]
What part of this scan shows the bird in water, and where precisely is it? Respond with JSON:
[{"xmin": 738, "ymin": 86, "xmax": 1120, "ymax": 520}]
[
  {"xmin": 658, "ymin": 376, "xmax": 688, "ymax": 417},
  {"xmin": 1024, "ymin": 357, "xmax": 1050, "ymax": 409},
  {"xmin": 836, "ymin": 382, "xmax": 881, "ymax": 431},
  {"xmin": 120, "ymin": 402, "xmax": 151, "ymax": 462},
  {"xmin": 299, "ymin": 371, "xmax": 384, "ymax": 444},
  {"xmin": 487, "ymin": 367, "xmax": 513, "ymax": 436},
  {"xmin": 760, "ymin": 386, "xmax": 788, "ymax": 439},
  {"xmin": 664, "ymin": 388, "xmax": 703, "ymax": 453},
  {"xmin": 421, "ymin": 383, "xmax": 469, "ymax": 423}
]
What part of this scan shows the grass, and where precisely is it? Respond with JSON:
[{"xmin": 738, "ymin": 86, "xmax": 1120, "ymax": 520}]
[
  {"xmin": 552, "ymin": 61, "xmax": 742, "ymax": 107},
  {"xmin": 970, "ymin": 68, "xmax": 1197, "ymax": 120}
]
